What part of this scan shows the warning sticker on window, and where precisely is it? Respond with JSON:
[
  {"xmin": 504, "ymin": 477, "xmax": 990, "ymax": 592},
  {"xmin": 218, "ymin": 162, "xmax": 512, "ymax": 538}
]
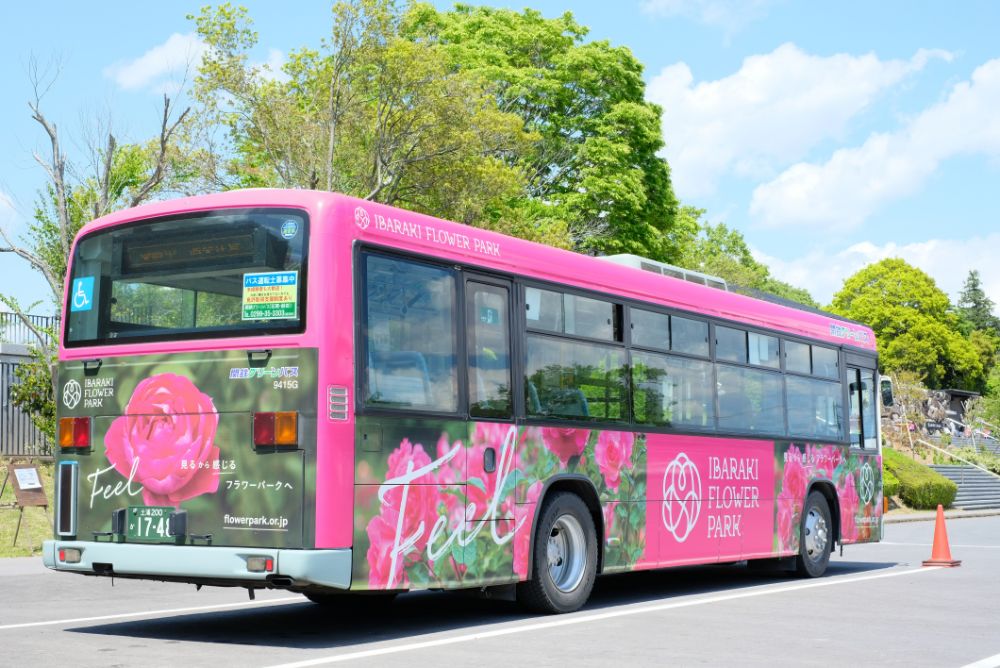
[{"xmin": 242, "ymin": 271, "xmax": 298, "ymax": 320}]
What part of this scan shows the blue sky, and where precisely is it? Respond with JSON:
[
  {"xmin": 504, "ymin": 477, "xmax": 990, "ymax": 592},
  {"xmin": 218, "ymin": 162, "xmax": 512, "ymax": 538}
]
[{"xmin": 3, "ymin": 1, "xmax": 1000, "ymax": 314}]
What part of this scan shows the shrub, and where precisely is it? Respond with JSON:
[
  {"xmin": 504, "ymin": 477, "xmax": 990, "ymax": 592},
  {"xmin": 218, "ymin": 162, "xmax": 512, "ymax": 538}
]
[
  {"xmin": 883, "ymin": 468, "xmax": 900, "ymax": 498},
  {"xmin": 883, "ymin": 447, "xmax": 957, "ymax": 509},
  {"xmin": 953, "ymin": 447, "xmax": 1000, "ymax": 475}
]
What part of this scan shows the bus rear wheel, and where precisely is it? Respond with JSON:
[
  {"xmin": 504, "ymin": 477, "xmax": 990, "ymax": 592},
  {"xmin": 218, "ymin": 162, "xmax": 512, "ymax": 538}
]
[
  {"xmin": 796, "ymin": 490, "xmax": 832, "ymax": 578},
  {"xmin": 517, "ymin": 491, "xmax": 597, "ymax": 614}
]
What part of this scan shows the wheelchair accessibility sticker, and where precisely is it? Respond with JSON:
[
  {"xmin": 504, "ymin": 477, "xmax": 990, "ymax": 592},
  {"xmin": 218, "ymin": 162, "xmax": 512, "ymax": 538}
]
[{"xmin": 71, "ymin": 277, "xmax": 95, "ymax": 312}]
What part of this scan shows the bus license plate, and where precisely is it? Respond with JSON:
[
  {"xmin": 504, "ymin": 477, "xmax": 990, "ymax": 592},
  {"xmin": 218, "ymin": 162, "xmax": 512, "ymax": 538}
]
[{"xmin": 127, "ymin": 506, "xmax": 174, "ymax": 541}]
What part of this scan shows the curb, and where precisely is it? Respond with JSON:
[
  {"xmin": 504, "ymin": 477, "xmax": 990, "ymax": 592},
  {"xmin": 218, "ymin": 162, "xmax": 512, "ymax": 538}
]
[{"xmin": 884, "ymin": 509, "xmax": 1000, "ymax": 524}]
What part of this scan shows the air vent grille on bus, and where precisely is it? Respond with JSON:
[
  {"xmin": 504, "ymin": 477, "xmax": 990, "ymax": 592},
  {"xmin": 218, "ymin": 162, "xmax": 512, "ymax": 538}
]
[{"xmin": 328, "ymin": 386, "xmax": 349, "ymax": 421}]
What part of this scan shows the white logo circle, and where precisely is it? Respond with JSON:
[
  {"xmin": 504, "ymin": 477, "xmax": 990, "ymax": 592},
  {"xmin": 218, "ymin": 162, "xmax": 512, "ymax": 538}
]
[
  {"xmin": 859, "ymin": 462, "xmax": 875, "ymax": 506},
  {"xmin": 662, "ymin": 452, "xmax": 702, "ymax": 543},
  {"xmin": 354, "ymin": 206, "xmax": 370, "ymax": 230},
  {"xmin": 62, "ymin": 379, "xmax": 82, "ymax": 410}
]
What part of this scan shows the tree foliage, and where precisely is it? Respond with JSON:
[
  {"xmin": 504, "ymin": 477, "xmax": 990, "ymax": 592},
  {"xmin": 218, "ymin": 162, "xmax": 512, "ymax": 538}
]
[
  {"xmin": 830, "ymin": 258, "xmax": 984, "ymax": 389},
  {"xmin": 674, "ymin": 206, "xmax": 818, "ymax": 307},
  {"xmin": 957, "ymin": 269, "xmax": 1000, "ymax": 335},
  {"xmin": 403, "ymin": 3, "xmax": 679, "ymax": 258},
  {"xmin": 190, "ymin": 1, "xmax": 571, "ymax": 246},
  {"xmin": 0, "ymin": 62, "xmax": 190, "ymax": 436}
]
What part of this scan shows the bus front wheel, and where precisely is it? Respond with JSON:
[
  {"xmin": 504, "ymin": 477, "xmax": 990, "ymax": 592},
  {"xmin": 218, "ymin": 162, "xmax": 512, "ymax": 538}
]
[
  {"xmin": 517, "ymin": 491, "xmax": 598, "ymax": 614},
  {"xmin": 796, "ymin": 490, "xmax": 832, "ymax": 577}
]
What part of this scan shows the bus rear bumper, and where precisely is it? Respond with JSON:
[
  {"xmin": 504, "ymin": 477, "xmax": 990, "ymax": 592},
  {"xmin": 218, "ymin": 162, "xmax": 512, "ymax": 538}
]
[{"xmin": 42, "ymin": 540, "xmax": 352, "ymax": 589}]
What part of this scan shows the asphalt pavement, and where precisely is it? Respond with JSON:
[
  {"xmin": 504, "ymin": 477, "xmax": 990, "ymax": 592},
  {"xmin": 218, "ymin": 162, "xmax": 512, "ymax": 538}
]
[{"xmin": 4, "ymin": 517, "xmax": 1000, "ymax": 667}]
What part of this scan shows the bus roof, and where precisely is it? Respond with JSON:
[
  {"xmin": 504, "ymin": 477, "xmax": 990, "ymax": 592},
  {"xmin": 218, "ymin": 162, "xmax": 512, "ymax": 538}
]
[{"xmin": 72, "ymin": 188, "xmax": 877, "ymax": 353}]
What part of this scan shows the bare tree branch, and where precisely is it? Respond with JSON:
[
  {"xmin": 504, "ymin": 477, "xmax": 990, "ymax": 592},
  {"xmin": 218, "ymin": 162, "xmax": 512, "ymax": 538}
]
[{"xmin": 128, "ymin": 95, "xmax": 191, "ymax": 207}]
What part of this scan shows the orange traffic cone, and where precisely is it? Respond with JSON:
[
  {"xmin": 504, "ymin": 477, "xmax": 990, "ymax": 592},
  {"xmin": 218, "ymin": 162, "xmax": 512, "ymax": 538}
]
[{"xmin": 922, "ymin": 504, "xmax": 961, "ymax": 567}]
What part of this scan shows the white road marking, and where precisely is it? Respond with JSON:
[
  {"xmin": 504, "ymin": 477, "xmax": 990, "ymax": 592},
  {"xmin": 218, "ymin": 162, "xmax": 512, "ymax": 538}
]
[
  {"xmin": 265, "ymin": 567, "xmax": 943, "ymax": 668},
  {"xmin": 881, "ymin": 541, "xmax": 1000, "ymax": 549},
  {"xmin": 0, "ymin": 596, "xmax": 302, "ymax": 631},
  {"xmin": 960, "ymin": 652, "xmax": 1000, "ymax": 668}
]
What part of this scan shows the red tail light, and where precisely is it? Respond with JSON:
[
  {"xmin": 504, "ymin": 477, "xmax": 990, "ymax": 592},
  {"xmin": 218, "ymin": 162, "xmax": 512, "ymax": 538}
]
[
  {"xmin": 253, "ymin": 412, "xmax": 298, "ymax": 447},
  {"xmin": 59, "ymin": 417, "xmax": 91, "ymax": 449},
  {"xmin": 253, "ymin": 412, "xmax": 275, "ymax": 446}
]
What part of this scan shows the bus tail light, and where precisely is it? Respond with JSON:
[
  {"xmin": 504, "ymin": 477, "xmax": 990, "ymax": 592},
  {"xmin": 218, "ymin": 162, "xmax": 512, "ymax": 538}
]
[
  {"xmin": 59, "ymin": 417, "xmax": 91, "ymax": 449},
  {"xmin": 253, "ymin": 412, "xmax": 298, "ymax": 447},
  {"xmin": 59, "ymin": 547, "xmax": 82, "ymax": 564},
  {"xmin": 246, "ymin": 556, "xmax": 274, "ymax": 573}
]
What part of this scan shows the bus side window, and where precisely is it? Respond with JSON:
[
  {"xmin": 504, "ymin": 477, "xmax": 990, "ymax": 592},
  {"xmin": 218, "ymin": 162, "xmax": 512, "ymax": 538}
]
[
  {"xmin": 847, "ymin": 367, "xmax": 867, "ymax": 448},
  {"xmin": 860, "ymin": 369, "xmax": 877, "ymax": 449},
  {"xmin": 467, "ymin": 282, "xmax": 512, "ymax": 419},
  {"xmin": 363, "ymin": 254, "xmax": 458, "ymax": 412},
  {"xmin": 525, "ymin": 335, "xmax": 626, "ymax": 421}
]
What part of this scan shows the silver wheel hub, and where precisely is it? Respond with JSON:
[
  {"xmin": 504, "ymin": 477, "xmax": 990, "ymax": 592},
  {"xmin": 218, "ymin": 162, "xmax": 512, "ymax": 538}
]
[
  {"xmin": 803, "ymin": 507, "xmax": 829, "ymax": 561},
  {"xmin": 547, "ymin": 514, "xmax": 586, "ymax": 593}
]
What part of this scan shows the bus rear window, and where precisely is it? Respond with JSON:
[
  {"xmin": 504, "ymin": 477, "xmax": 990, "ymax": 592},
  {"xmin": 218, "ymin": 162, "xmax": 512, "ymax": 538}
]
[{"xmin": 64, "ymin": 209, "xmax": 308, "ymax": 346}]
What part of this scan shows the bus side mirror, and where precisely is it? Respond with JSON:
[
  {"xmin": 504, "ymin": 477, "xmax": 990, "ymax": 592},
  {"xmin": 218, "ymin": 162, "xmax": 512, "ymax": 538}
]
[{"xmin": 880, "ymin": 378, "xmax": 894, "ymax": 407}]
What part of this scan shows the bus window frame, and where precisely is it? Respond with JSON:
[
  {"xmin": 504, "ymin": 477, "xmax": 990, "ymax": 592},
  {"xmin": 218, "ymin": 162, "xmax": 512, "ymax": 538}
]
[
  {"xmin": 356, "ymin": 246, "xmax": 467, "ymax": 419},
  {"xmin": 353, "ymin": 243, "xmax": 862, "ymax": 446},
  {"xmin": 63, "ymin": 207, "xmax": 311, "ymax": 348}
]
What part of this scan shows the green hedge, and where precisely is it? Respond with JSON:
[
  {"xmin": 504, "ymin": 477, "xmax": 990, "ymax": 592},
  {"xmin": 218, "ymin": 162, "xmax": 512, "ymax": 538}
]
[
  {"xmin": 882, "ymin": 467, "xmax": 900, "ymax": 498},
  {"xmin": 883, "ymin": 448, "xmax": 957, "ymax": 509}
]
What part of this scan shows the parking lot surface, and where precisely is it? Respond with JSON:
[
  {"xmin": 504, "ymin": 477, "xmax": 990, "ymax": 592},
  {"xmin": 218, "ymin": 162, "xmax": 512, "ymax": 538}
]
[{"xmin": 4, "ymin": 517, "xmax": 1000, "ymax": 667}]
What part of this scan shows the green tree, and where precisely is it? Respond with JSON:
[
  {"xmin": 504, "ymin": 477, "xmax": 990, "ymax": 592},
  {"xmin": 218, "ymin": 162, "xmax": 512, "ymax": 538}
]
[
  {"xmin": 675, "ymin": 207, "xmax": 818, "ymax": 307},
  {"xmin": 402, "ymin": 3, "xmax": 679, "ymax": 258},
  {"xmin": 957, "ymin": 269, "xmax": 1000, "ymax": 334},
  {"xmin": 0, "ymin": 63, "xmax": 191, "ymax": 440},
  {"xmin": 830, "ymin": 258, "xmax": 984, "ymax": 389},
  {"xmin": 190, "ymin": 1, "xmax": 568, "ymax": 245}
]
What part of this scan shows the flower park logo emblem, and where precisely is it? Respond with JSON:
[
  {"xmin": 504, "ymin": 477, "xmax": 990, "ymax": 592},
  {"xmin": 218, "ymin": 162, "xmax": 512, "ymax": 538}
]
[
  {"xmin": 859, "ymin": 462, "xmax": 876, "ymax": 506},
  {"xmin": 62, "ymin": 379, "xmax": 82, "ymax": 410},
  {"xmin": 662, "ymin": 452, "xmax": 702, "ymax": 543},
  {"xmin": 354, "ymin": 206, "xmax": 371, "ymax": 230}
]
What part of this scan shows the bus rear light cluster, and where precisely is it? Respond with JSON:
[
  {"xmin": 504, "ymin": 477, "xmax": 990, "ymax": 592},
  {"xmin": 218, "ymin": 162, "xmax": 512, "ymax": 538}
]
[
  {"xmin": 59, "ymin": 548, "xmax": 82, "ymax": 564},
  {"xmin": 58, "ymin": 417, "xmax": 91, "ymax": 449},
  {"xmin": 246, "ymin": 556, "xmax": 274, "ymax": 573},
  {"xmin": 253, "ymin": 411, "xmax": 298, "ymax": 447}
]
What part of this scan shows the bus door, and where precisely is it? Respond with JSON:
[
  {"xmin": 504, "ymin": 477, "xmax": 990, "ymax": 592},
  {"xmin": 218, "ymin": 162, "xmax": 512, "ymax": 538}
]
[
  {"xmin": 464, "ymin": 277, "xmax": 516, "ymax": 523},
  {"xmin": 847, "ymin": 356, "xmax": 882, "ymax": 540}
]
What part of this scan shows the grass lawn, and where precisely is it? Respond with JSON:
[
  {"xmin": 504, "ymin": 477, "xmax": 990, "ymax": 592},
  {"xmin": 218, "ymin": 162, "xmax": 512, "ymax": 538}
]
[{"xmin": 0, "ymin": 459, "xmax": 55, "ymax": 557}]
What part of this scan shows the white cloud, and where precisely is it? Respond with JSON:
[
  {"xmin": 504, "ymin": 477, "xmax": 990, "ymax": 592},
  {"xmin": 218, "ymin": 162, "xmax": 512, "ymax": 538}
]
[
  {"xmin": 755, "ymin": 234, "xmax": 1000, "ymax": 312},
  {"xmin": 104, "ymin": 33, "xmax": 208, "ymax": 93},
  {"xmin": 751, "ymin": 58, "xmax": 1000, "ymax": 229},
  {"xmin": 640, "ymin": 0, "xmax": 775, "ymax": 33},
  {"xmin": 648, "ymin": 44, "xmax": 950, "ymax": 198}
]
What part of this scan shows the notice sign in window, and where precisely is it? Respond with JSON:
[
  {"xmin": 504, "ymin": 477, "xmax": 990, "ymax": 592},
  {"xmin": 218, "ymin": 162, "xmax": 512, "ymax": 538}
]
[{"xmin": 242, "ymin": 271, "xmax": 299, "ymax": 320}]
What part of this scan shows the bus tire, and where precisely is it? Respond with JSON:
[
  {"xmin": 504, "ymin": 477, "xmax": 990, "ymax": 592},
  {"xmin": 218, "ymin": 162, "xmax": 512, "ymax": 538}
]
[
  {"xmin": 795, "ymin": 490, "xmax": 832, "ymax": 578},
  {"xmin": 517, "ymin": 491, "xmax": 597, "ymax": 614}
]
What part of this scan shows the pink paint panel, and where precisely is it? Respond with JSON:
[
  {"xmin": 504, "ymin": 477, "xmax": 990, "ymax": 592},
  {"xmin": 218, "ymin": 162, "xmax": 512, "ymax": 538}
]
[{"xmin": 645, "ymin": 434, "xmax": 775, "ymax": 566}]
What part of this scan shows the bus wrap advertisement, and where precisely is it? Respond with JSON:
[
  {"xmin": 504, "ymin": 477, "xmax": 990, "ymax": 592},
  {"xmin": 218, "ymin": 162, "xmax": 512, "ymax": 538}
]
[
  {"xmin": 56, "ymin": 348, "xmax": 319, "ymax": 549},
  {"xmin": 352, "ymin": 419, "xmax": 883, "ymax": 591}
]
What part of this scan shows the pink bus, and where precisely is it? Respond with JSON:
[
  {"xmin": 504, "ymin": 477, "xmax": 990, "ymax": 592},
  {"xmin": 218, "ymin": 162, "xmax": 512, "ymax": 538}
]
[{"xmin": 44, "ymin": 190, "xmax": 884, "ymax": 613}]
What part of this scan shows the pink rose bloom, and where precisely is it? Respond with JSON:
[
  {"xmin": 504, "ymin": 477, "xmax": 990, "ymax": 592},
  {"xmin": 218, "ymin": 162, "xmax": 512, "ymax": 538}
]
[
  {"xmin": 541, "ymin": 428, "xmax": 589, "ymax": 466},
  {"xmin": 807, "ymin": 444, "xmax": 843, "ymax": 479},
  {"xmin": 594, "ymin": 431, "xmax": 634, "ymax": 492},
  {"xmin": 104, "ymin": 373, "xmax": 219, "ymax": 507},
  {"xmin": 366, "ymin": 439, "xmax": 439, "ymax": 589},
  {"xmin": 514, "ymin": 481, "xmax": 543, "ymax": 579},
  {"xmin": 839, "ymin": 473, "xmax": 859, "ymax": 541},
  {"xmin": 777, "ymin": 497, "xmax": 796, "ymax": 551},
  {"xmin": 603, "ymin": 502, "xmax": 617, "ymax": 539},
  {"xmin": 781, "ymin": 447, "xmax": 808, "ymax": 503},
  {"xmin": 436, "ymin": 434, "xmax": 464, "ymax": 522}
]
